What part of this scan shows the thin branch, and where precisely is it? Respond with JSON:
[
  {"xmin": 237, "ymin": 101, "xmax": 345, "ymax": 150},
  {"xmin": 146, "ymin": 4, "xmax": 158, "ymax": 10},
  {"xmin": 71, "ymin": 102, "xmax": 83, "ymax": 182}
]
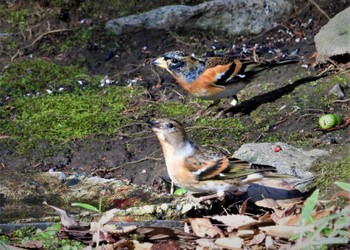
[
  {"xmin": 105, "ymin": 156, "xmax": 162, "ymax": 173},
  {"xmin": 11, "ymin": 27, "xmax": 70, "ymax": 60},
  {"xmin": 308, "ymin": 0, "xmax": 331, "ymax": 20},
  {"xmin": 333, "ymin": 98, "xmax": 350, "ymax": 103}
]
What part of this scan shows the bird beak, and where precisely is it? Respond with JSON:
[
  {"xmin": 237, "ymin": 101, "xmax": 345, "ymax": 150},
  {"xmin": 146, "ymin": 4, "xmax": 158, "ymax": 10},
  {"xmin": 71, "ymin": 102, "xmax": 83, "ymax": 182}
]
[
  {"xmin": 147, "ymin": 120, "xmax": 161, "ymax": 130},
  {"xmin": 152, "ymin": 57, "xmax": 168, "ymax": 69}
]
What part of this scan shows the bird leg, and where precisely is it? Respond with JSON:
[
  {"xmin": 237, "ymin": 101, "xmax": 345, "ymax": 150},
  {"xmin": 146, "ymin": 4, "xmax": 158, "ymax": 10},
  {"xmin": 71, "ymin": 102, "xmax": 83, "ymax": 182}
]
[
  {"xmin": 189, "ymin": 191, "xmax": 226, "ymax": 202},
  {"xmin": 206, "ymin": 99, "xmax": 221, "ymax": 110},
  {"xmin": 213, "ymin": 95, "xmax": 239, "ymax": 119},
  {"xmin": 194, "ymin": 99, "xmax": 221, "ymax": 118}
]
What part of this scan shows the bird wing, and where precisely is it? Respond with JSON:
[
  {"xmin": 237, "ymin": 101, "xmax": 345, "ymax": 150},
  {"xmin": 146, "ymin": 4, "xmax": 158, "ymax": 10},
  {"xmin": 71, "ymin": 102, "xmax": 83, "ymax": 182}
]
[
  {"xmin": 220, "ymin": 157, "xmax": 277, "ymax": 179},
  {"xmin": 185, "ymin": 148, "xmax": 230, "ymax": 180},
  {"xmin": 204, "ymin": 57, "xmax": 298, "ymax": 87},
  {"xmin": 187, "ymin": 150, "xmax": 278, "ymax": 181},
  {"xmin": 204, "ymin": 56, "xmax": 236, "ymax": 68}
]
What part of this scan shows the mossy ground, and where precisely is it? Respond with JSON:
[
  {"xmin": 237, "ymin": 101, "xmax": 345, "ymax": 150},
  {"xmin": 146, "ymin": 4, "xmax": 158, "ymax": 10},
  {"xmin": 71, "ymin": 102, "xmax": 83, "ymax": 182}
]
[
  {"xmin": 0, "ymin": 223, "xmax": 84, "ymax": 249},
  {"xmin": 311, "ymin": 150, "xmax": 350, "ymax": 198},
  {"xmin": 0, "ymin": 59, "xmax": 143, "ymax": 155}
]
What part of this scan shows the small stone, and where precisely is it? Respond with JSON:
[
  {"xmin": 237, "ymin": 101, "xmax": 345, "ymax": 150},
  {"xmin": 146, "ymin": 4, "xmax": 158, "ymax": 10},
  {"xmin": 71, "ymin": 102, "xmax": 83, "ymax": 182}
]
[
  {"xmin": 181, "ymin": 203, "xmax": 194, "ymax": 214},
  {"xmin": 329, "ymin": 84, "xmax": 345, "ymax": 99},
  {"xmin": 160, "ymin": 203, "xmax": 169, "ymax": 211},
  {"xmin": 141, "ymin": 205, "xmax": 156, "ymax": 214},
  {"xmin": 65, "ymin": 178, "xmax": 80, "ymax": 186}
]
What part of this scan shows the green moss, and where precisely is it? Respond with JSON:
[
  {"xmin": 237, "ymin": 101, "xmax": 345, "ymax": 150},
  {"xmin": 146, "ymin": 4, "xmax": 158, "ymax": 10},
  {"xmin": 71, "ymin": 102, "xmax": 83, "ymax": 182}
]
[
  {"xmin": 5, "ymin": 8, "xmax": 31, "ymax": 29},
  {"xmin": 4, "ymin": 223, "xmax": 84, "ymax": 249},
  {"xmin": 158, "ymin": 102, "xmax": 195, "ymax": 117},
  {"xmin": 0, "ymin": 59, "xmax": 101, "ymax": 100},
  {"xmin": 191, "ymin": 116, "xmax": 246, "ymax": 147},
  {"xmin": 0, "ymin": 86, "xmax": 142, "ymax": 153},
  {"xmin": 312, "ymin": 154, "xmax": 350, "ymax": 198},
  {"xmin": 330, "ymin": 74, "xmax": 349, "ymax": 86}
]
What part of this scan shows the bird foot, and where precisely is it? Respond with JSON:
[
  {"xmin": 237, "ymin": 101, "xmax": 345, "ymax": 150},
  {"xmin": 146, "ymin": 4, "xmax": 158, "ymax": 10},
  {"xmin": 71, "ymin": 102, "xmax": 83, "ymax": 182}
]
[
  {"xmin": 213, "ymin": 110, "xmax": 226, "ymax": 120},
  {"xmin": 213, "ymin": 105, "xmax": 237, "ymax": 119},
  {"xmin": 189, "ymin": 109, "xmax": 214, "ymax": 121},
  {"xmin": 188, "ymin": 193, "xmax": 225, "ymax": 203}
]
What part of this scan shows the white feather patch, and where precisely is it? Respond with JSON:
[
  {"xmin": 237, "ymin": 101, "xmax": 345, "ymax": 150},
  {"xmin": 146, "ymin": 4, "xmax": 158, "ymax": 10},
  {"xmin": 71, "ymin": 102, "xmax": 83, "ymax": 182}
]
[
  {"xmin": 230, "ymin": 98, "xmax": 238, "ymax": 106},
  {"xmin": 176, "ymin": 142, "xmax": 195, "ymax": 158},
  {"xmin": 215, "ymin": 72, "xmax": 225, "ymax": 80}
]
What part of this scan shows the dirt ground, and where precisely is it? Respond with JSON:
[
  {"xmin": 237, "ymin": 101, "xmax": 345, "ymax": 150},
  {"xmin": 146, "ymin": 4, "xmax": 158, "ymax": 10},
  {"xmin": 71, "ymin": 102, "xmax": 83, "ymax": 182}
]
[{"xmin": 0, "ymin": 0, "xmax": 350, "ymax": 220}]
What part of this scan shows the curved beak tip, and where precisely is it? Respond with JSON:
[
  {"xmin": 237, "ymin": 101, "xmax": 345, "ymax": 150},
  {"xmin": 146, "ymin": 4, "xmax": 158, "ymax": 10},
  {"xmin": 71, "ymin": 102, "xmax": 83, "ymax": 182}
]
[
  {"xmin": 152, "ymin": 57, "xmax": 167, "ymax": 69},
  {"xmin": 147, "ymin": 120, "xmax": 159, "ymax": 128}
]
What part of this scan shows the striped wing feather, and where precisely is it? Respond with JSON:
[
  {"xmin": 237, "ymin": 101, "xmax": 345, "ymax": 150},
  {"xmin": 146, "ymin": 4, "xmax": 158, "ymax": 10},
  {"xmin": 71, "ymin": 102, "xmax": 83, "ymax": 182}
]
[
  {"xmin": 204, "ymin": 56, "xmax": 299, "ymax": 87},
  {"xmin": 186, "ymin": 147, "xmax": 277, "ymax": 181}
]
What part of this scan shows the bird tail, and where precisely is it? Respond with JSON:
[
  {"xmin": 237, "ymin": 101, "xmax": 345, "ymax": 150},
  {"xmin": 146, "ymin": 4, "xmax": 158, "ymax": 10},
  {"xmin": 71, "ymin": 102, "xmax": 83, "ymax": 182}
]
[
  {"xmin": 245, "ymin": 58, "xmax": 299, "ymax": 75},
  {"xmin": 226, "ymin": 157, "xmax": 291, "ymax": 181}
]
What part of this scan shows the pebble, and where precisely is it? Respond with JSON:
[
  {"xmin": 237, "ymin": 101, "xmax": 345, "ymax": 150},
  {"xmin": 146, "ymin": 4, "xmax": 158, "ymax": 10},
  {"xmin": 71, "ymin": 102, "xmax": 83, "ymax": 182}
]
[{"xmin": 329, "ymin": 84, "xmax": 345, "ymax": 99}]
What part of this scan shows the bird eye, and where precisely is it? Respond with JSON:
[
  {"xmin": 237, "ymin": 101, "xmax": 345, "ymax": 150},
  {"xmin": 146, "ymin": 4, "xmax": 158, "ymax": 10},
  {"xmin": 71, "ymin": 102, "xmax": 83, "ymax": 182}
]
[
  {"xmin": 167, "ymin": 123, "xmax": 174, "ymax": 128},
  {"xmin": 171, "ymin": 58, "xmax": 178, "ymax": 64}
]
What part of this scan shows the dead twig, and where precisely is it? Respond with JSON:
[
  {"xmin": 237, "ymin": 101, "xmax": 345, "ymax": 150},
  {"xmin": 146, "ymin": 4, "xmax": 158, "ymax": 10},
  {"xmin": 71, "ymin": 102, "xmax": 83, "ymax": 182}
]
[
  {"xmin": 105, "ymin": 156, "xmax": 162, "ymax": 173},
  {"xmin": 110, "ymin": 59, "xmax": 151, "ymax": 79},
  {"xmin": 308, "ymin": 0, "xmax": 331, "ymax": 21},
  {"xmin": 333, "ymin": 98, "xmax": 350, "ymax": 103},
  {"xmin": 93, "ymin": 155, "xmax": 162, "ymax": 176},
  {"xmin": 150, "ymin": 63, "xmax": 162, "ymax": 86},
  {"xmin": 11, "ymin": 24, "xmax": 71, "ymax": 60},
  {"xmin": 168, "ymin": 31, "xmax": 192, "ymax": 47}
]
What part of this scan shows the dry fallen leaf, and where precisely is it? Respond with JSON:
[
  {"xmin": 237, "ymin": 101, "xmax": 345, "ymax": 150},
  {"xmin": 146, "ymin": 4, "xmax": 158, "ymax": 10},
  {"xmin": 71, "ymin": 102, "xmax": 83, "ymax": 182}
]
[
  {"xmin": 98, "ymin": 208, "xmax": 119, "ymax": 226},
  {"xmin": 332, "ymin": 191, "xmax": 350, "ymax": 201},
  {"xmin": 259, "ymin": 225, "xmax": 301, "ymax": 239},
  {"xmin": 2, "ymin": 244, "xmax": 26, "ymax": 250},
  {"xmin": 255, "ymin": 198, "xmax": 279, "ymax": 209},
  {"xmin": 189, "ymin": 218, "xmax": 224, "ymax": 238},
  {"xmin": 43, "ymin": 201, "xmax": 79, "ymax": 228},
  {"xmin": 248, "ymin": 232, "xmax": 266, "ymax": 246},
  {"xmin": 276, "ymin": 198, "xmax": 304, "ymax": 209},
  {"xmin": 195, "ymin": 239, "xmax": 217, "ymax": 249},
  {"xmin": 150, "ymin": 241, "xmax": 178, "ymax": 250},
  {"xmin": 272, "ymin": 214, "xmax": 300, "ymax": 226},
  {"xmin": 215, "ymin": 237, "xmax": 243, "ymax": 249},
  {"xmin": 212, "ymin": 214, "xmax": 257, "ymax": 229},
  {"xmin": 265, "ymin": 235, "xmax": 275, "ymax": 249},
  {"xmin": 237, "ymin": 229, "xmax": 255, "ymax": 238},
  {"xmin": 313, "ymin": 209, "xmax": 331, "ymax": 220},
  {"xmin": 19, "ymin": 240, "xmax": 43, "ymax": 249},
  {"xmin": 239, "ymin": 198, "xmax": 249, "ymax": 214}
]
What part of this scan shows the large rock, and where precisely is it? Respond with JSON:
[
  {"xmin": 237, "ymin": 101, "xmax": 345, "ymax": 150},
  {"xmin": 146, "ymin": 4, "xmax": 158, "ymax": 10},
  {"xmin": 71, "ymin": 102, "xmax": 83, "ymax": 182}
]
[
  {"xmin": 106, "ymin": 0, "xmax": 293, "ymax": 37},
  {"xmin": 315, "ymin": 7, "xmax": 350, "ymax": 63},
  {"xmin": 233, "ymin": 142, "xmax": 328, "ymax": 192}
]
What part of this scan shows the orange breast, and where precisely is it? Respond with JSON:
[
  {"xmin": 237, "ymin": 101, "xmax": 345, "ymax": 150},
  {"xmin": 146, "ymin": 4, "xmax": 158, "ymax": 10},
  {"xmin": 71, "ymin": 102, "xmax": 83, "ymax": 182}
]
[{"xmin": 175, "ymin": 65, "xmax": 233, "ymax": 98}]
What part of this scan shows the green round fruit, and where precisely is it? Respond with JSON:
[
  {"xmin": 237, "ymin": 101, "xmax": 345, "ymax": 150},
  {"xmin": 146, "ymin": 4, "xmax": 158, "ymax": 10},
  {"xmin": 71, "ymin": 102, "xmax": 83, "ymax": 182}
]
[
  {"xmin": 318, "ymin": 114, "xmax": 338, "ymax": 129},
  {"xmin": 335, "ymin": 115, "xmax": 342, "ymax": 125}
]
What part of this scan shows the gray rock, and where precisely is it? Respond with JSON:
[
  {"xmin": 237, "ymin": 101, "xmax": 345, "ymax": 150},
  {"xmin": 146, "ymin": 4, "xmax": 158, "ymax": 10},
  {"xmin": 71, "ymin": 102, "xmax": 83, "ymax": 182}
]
[
  {"xmin": 315, "ymin": 7, "xmax": 350, "ymax": 63},
  {"xmin": 329, "ymin": 84, "xmax": 345, "ymax": 99},
  {"xmin": 106, "ymin": 0, "xmax": 292, "ymax": 37},
  {"xmin": 233, "ymin": 142, "xmax": 328, "ymax": 191}
]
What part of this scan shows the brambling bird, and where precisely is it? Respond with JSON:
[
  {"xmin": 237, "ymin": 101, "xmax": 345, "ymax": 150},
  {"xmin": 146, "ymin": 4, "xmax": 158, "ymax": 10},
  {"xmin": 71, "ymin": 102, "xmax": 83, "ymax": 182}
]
[
  {"xmin": 152, "ymin": 51, "xmax": 299, "ymax": 109},
  {"xmin": 149, "ymin": 118, "xmax": 284, "ymax": 201}
]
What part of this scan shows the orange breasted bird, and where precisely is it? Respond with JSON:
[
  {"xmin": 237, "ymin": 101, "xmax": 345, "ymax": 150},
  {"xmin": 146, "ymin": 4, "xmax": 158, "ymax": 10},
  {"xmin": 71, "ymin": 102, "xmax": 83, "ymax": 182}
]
[
  {"xmin": 149, "ymin": 118, "xmax": 286, "ymax": 201},
  {"xmin": 152, "ymin": 51, "xmax": 299, "ymax": 108}
]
